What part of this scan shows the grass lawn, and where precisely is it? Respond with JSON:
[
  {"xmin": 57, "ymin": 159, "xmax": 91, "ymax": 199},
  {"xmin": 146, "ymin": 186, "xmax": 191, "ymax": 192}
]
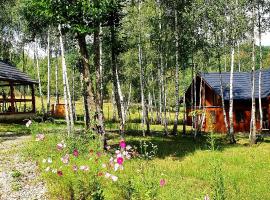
[{"xmin": 1, "ymin": 120, "xmax": 270, "ymax": 200}]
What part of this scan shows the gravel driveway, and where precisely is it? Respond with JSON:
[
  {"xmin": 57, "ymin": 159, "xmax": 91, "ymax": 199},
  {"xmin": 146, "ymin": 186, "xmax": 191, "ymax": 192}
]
[{"xmin": 0, "ymin": 135, "xmax": 47, "ymax": 200}]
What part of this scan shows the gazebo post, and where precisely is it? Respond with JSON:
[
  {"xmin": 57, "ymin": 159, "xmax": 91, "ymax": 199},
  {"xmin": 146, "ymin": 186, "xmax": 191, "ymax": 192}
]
[
  {"xmin": 10, "ymin": 81, "xmax": 15, "ymax": 112},
  {"xmin": 31, "ymin": 84, "xmax": 36, "ymax": 112}
]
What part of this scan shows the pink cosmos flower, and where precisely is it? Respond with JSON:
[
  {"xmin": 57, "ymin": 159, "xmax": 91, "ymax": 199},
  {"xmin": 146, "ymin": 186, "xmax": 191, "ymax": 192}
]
[
  {"xmin": 204, "ymin": 195, "xmax": 210, "ymax": 200},
  {"xmin": 96, "ymin": 152, "xmax": 102, "ymax": 158},
  {"xmin": 160, "ymin": 179, "xmax": 166, "ymax": 187},
  {"xmin": 57, "ymin": 143, "xmax": 64, "ymax": 151},
  {"xmin": 119, "ymin": 140, "xmax": 126, "ymax": 148},
  {"xmin": 73, "ymin": 149, "xmax": 79, "ymax": 157},
  {"xmin": 73, "ymin": 165, "xmax": 78, "ymax": 172},
  {"xmin": 36, "ymin": 134, "xmax": 45, "ymax": 141},
  {"xmin": 80, "ymin": 166, "xmax": 89, "ymax": 171},
  {"xmin": 105, "ymin": 172, "xmax": 111, "ymax": 179},
  {"xmin": 57, "ymin": 170, "xmax": 63, "ymax": 176},
  {"xmin": 117, "ymin": 157, "xmax": 124, "ymax": 165},
  {"xmin": 61, "ymin": 154, "xmax": 70, "ymax": 164}
]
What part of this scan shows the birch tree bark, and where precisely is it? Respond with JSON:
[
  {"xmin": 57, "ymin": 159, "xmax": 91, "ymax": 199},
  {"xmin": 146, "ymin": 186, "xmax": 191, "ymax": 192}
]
[
  {"xmin": 59, "ymin": 24, "xmax": 74, "ymax": 135},
  {"xmin": 250, "ymin": 5, "xmax": 257, "ymax": 144},
  {"xmin": 229, "ymin": 46, "xmax": 236, "ymax": 143},
  {"xmin": 54, "ymin": 53, "xmax": 59, "ymax": 111},
  {"xmin": 77, "ymin": 34, "xmax": 93, "ymax": 129},
  {"xmin": 94, "ymin": 23, "xmax": 105, "ymax": 136},
  {"xmin": 110, "ymin": 18, "xmax": 125, "ymax": 137},
  {"xmin": 172, "ymin": 7, "xmax": 180, "ymax": 135},
  {"xmin": 34, "ymin": 39, "xmax": 45, "ymax": 114},
  {"xmin": 258, "ymin": 4, "xmax": 263, "ymax": 131},
  {"xmin": 138, "ymin": 0, "xmax": 147, "ymax": 136},
  {"xmin": 46, "ymin": 29, "xmax": 51, "ymax": 114}
]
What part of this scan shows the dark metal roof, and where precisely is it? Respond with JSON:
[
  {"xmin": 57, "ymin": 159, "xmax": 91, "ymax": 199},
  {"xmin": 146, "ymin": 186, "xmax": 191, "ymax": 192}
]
[
  {"xmin": 0, "ymin": 61, "xmax": 37, "ymax": 84},
  {"xmin": 200, "ymin": 69, "xmax": 270, "ymax": 100}
]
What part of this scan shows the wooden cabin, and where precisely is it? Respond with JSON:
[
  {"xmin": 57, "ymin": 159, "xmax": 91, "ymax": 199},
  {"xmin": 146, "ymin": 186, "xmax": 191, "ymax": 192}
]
[
  {"xmin": 185, "ymin": 70, "xmax": 270, "ymax": 133},
  {"xmin": 0, "ymin": 61, "xmax": 37, "ymax": 122}
]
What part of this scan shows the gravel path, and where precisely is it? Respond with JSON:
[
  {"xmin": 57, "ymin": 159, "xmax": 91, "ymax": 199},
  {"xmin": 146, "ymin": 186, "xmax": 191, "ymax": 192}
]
[{"xmin": 0, "ymin": 135, "xmax": 47, "ymax": 200}]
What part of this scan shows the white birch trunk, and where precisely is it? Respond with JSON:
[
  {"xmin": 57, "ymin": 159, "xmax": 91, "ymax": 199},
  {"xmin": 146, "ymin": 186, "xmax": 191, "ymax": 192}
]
[
  {"xmin": 35, "ymin": 40, "xmax": 45, "ymax": 114},
  {"xmin": 173, "ymin": 7, "xmax": 180, "ymax": 135},
  {"xmin": 258, "ymin": 5, "xmax": 263, "ymax": 131},
  {"xmin": 58, "ymin": 24, "xmax": 73, "ymax": 135},
  {"xmin": 47, "ymin": 29, "xmax": 51, "ymax": 114},
  {"xmin": 138, "ymin": 0, "xmax": 146, "ymax": 136},
  {"xmin": 229, "ymin": 46, "xmax": 236, "ymax": 143},
  {"xmin": 250, "ymin": 6, "xmax": 257, "ymax": 144}
]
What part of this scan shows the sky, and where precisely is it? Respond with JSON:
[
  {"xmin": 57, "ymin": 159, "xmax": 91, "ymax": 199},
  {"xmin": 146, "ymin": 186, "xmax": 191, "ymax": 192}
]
[{"xmin": 259, "ymin": 31, "xmax": 270, "ymax": 46}]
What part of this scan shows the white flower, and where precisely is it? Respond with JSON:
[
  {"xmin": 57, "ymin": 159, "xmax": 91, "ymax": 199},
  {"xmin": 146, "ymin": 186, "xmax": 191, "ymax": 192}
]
[
  {"xmin": 26, "ymin": 120, "xmax": 32, "ymax": 127},
  {"xmin": 111, "ymin": 175, "xmax": 118, "ymax": 182},
  {"xmin": 51, "ymin": 169, "xmax": 57, "ymax": 173},
  {"xmin": 126, "ymin": 154, "xmax": 131, "ymax": 160},
  {"xmin": 47, "ymin": 158, "xmax": 52, "ymax": 164},
  {"xmin": 115, "ymin": 150, "xmax": 120, "ymax": 154},
  {"xmin": 102, "ymin": 163, "xmax": 107, "ymax": 168},
  {"xmin": 80, "ymin": 166, "xmax": 89, "ymax": 171},
  {"xmin": 45, "ymin": 167, "xmax": 50, "ymax": 172},
  {"xmin": 114, "ymin": 163, "xmax": 119, "ymax": 171},
  {"xmin": 42, "ymin": 159, "xmax": 46, "ymax": 163},
  {"xmin": 126, "ymin": 145, "xmax": 132, "ymax": 150},
  {"xmin": 105, "ymin": 172, "xmax": 111, "ymax": 179}
]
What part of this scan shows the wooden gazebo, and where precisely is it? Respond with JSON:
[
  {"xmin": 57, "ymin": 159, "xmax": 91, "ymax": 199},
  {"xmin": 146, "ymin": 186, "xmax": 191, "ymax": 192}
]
[{"xmin": 0, "ymin": 61, "xmax": 37, "ymax": 122}]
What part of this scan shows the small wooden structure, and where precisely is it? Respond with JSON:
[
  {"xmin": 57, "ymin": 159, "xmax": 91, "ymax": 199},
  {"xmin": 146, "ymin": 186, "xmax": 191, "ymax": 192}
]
[
  {"xmin": 0, "ymin": 61, "xmax": 37, "ymax": 122},
  {"xmin": 185, "ymin": 70, "xmax": 270, "ymax": 133}
]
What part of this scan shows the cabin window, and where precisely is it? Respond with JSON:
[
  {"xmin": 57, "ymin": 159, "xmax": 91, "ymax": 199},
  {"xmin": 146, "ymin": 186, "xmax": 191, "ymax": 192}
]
[
  {"xmin": 210, "ymin": 111, "xmax": 216, "ymax": 124},
  {"xmin": 236, "ymin": 111, "xmax": 245, "ymax": 123},
  {"xmin": 212, "ymin": 94, "xmax": 220, "ymax": 106}
]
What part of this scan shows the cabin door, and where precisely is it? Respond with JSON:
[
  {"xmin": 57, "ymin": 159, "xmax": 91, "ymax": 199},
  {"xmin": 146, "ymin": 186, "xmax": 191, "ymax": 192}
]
[{"xmin": 263, "ymin": 108, "xmax": 269, "ymax": 130}]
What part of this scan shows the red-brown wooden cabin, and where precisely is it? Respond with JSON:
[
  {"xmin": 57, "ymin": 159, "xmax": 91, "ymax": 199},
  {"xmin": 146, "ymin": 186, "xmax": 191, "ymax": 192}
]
[
  {"xmin": 0, "ymin": 61, "xmax": 37, "ymax": 122},
  {"xmin": 185, "ymin": 70, "xmax": 270, "ymax": 133}
]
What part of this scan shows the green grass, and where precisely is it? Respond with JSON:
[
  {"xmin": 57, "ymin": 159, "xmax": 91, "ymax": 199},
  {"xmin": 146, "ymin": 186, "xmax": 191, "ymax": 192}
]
[
  {"xmin": 1, "ymin": 101, "xmax": 270, "ymax": 199},
  {"xmin": 0, "ymin": 121, "xmax": 267, "ymax": 200}
]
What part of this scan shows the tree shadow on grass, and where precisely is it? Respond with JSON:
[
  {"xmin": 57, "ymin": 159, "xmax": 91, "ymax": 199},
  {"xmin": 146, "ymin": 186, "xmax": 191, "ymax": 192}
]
[{"xmin": 107, "ymin": 129, "xmax": 259, "ymax": 159}]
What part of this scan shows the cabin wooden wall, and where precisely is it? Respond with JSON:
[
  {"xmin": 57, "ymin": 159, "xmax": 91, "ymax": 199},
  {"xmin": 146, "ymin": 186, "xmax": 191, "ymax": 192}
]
[{"xmin": 185, "ymin": 76, "xmax": 270, "ymax": 133}]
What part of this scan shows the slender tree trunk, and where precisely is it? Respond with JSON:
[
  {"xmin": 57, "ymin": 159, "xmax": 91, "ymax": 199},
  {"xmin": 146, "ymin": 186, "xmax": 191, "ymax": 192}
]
[
  {"xmin": 100, "ymin": 26, "xmax": 104, "ymax": 110},
  {"xmin": 250, "ymin": 6, "xmax": 257, "ymax": 144},
  {"xmin": 237, "ymin": 41, "xmax": 241, "ymax": 72},
  {"xmin": 110, "ymin": 18, "xmax": 125, "ymax": 137},
  {"xmin": 258, "ymin": 4, "xmax": 263, "ymax": 131},
  {"xmin": 112, "ymin": 89, "xmax": 117, "ymax": 121},
  {"xmin": 218, "ymin": 54, "xmax": 229, "ymax": 133},
  {"xmin": 163, "ymin": 61, "xmax": 168, "ymax": 135},
  {"xmin": 229, "ymin": 46, "xmax": 236, "ymax": 143},
  {"xmin": 59, "ymin": 25, "xmax": 73, "ymax": 135},
  {"xmin": 94, "ymin": 24, "xmax": 105, "ymax": 136},
  {"xmin": 138, "ymin": 0, "xmax": 147, "ymax": 136},
  {"xmin": 72, "ymin": 65, "xmax": 77, "ymax": 121},
  {"xmin": 124, "ymin": 83, "xmax": 132, "ymax": 121},
  {"xmin": 173, "ymin": 7, "xmax": 180, "ymax": 135},
  {"xmin": 34, "ymin": 39, "xmax": 45, "ymax": 114},
  {"xmin": 183, "ymin": 70, "xmax": 187, "ymax": 135},
  {"xmin": 47, "ymin": 29, "xmax": 51, "ymax": 114},
  {"xmin": 77, "ymin": 34, "xmax": 93, "ymax": 129},
  {"xmin": 54, "ymin": 53, "xmax": 59, "ymax": 111}
]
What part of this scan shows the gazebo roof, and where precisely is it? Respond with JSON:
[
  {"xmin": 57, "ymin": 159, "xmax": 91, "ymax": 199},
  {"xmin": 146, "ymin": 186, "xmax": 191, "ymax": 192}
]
[{"xmin": 0, "ymin": 61, "xmax": 37, "ymax": 84}]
